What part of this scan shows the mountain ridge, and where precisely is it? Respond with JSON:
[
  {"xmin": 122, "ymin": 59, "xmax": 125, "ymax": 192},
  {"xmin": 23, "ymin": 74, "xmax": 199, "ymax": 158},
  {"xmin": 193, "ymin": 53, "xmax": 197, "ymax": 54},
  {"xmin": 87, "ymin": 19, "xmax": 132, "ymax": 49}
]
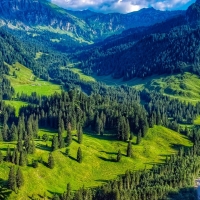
[{"xmin": 0, "ymin": 0, "xmax": 185, "ymax": 43}]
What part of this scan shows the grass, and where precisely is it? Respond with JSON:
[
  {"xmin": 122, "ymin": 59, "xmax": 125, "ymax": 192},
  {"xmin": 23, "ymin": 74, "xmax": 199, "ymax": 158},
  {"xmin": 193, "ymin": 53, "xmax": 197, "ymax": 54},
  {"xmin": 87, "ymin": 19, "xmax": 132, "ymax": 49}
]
[
  {"xmin": 69, "ymin": 68, "xmax": 200, "ymax": 102},
  {"xmin": 194, "ymin": 116, "xmax": 200, "ymax": 126},
  {"xmin": 69, "ymin": 68, "xmax": 96, "ymax": 82},
  {"xmin": 3, "ymin": 100, "xmax": 29, "ymax": 116},
  {"xmin": 6, "ymin": 62, "xmax": 62, "ymax": 96},
  {"xmin": 0, "ymin": 126, "xmax": 192, "ymax": 199}
]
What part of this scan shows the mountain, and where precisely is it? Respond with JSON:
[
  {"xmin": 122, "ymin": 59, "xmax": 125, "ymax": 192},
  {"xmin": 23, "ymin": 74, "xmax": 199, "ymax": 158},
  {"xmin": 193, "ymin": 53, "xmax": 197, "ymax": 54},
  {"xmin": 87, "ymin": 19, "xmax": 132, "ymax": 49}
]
[
  {"xmin": 75, "ymin": 1, "xmax": 200, "ymax": 80},
  {"xmin": 0, "ymin": 0, "xmax": 184, "ymax": 44},
  {"xmin": 186, "ymin": 0, "xmax": 200, "ymax": 25},
  {"xmin": 67, "ymin": 8, "xmax": 184, "ymax": 40}
]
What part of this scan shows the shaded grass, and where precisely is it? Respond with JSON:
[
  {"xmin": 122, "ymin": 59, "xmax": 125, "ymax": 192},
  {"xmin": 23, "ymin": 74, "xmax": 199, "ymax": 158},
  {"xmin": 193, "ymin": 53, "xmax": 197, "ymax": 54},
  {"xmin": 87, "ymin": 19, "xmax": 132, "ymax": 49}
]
[
  {"xmin": 69, "ymin": 68, "xmax": 96, "ymax": 82},
  {"xmin": 6, "ymin": 62, "xmax": 62, "ymax": 96},
  {"xmin": 0, "ymin": 126, "xmax": 192, "ymax": 199}
]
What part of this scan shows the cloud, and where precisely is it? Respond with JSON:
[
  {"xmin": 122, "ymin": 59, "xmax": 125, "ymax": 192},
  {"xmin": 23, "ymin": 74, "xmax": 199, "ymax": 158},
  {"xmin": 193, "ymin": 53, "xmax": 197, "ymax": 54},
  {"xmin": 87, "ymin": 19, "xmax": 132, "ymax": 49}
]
[{"xmin": 51, "ymin": 0, "xmax": 195, "ymax": 13}]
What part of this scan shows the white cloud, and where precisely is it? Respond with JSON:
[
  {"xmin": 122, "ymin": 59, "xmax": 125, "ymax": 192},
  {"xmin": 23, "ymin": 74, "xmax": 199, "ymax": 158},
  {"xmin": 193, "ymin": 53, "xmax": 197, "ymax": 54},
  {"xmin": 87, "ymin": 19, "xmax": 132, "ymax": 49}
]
[{"xmin": 51, "ymin": 0, "xmax": 195, "ymax": 13}]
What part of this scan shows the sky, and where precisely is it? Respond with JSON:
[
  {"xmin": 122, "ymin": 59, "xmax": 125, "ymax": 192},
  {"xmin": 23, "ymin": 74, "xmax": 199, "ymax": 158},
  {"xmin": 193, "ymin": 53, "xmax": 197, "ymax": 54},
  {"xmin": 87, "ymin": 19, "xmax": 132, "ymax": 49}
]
[{"xmin": 51, "ymin": 0, "xmax": 196, "ymax": 14}]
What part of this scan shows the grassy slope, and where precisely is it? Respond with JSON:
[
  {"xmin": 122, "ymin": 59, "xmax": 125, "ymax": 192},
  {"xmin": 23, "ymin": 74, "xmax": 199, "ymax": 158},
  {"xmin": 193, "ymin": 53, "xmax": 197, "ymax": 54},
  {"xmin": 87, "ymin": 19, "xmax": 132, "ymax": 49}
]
[
  {"xmin": 69, "ymin": 67, "xmax": 200, "ymax": 102},
  {"xmin": 0, "ymin": 126, "xmax": 192, "ymax": 199},
  {"xmin": 6, "ymin": 62, "xmax": 61, "ymax": 96}
]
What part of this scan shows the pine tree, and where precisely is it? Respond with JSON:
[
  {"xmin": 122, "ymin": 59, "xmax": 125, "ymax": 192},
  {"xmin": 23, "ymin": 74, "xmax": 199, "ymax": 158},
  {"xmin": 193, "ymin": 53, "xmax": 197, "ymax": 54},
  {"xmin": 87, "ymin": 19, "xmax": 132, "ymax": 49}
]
[
  {"xmin": 52, "ymin": 135, "xmax": 58, "ymax": 151},
  {"xmin": 62, "ymin": 183, "xmax": 71, "ymax": 200},
  {"xmin": 12, "ymin": 148, "xmax": 17, "ymax": 164},
  {"xmin": 6, "ymin": 146, "xmax": 11, "ymax": 162},
  {"xmin": 77, "ymin": 126, "xmax": 83, "ymax": 144},
  {"xmin": 2, "ymin": 123, "xmax": 9, "ymax": 141},
  {"xmin": 0, "ymin": 150, "xmax": 3, "ymax": 163},
  {"xmin": 10, "ymin": 122, "xmax": 18, "ymax": 141},
  {"xmin": 19, "ymin": 151, "xmax": 26, "ymax": 166},
  {"xmin": 16, "ymin": 168, "xmax": 24, "ymax": 188},
  {"xmin": 8, "ymin": 166, "xmax": 16, "ymax": 191},
  {"xmin": 58, "ymin": 130, "xmax": 65, "ymax": 149},
  {"xmin": 17, "ymin": 139, "xmax": 23, "ymax": 152},
  {"xmin": 77, "ymin": 147, "xmax": 82, "ymax": 163},
  {"xmin": 136, "ymin": 130, "xmax": 142, "ymax": 144},
  {"xmin": 116, "ymin": 150, "xmax": 122, "ymax": 162},
  {"xmin": 0, "ymin": 129, "xmax": 3, "ymax": 141},
  {"xmin": 127, "ymin": 141, "xmax": 132, "ymax": 157},
  {"xmin": 48, "ymin": 153, "xmax": 55, "ymax": 169},
  {"xmin": 32, "ymin": 118, "xmax": 39, "ymax": 138},
  {"xmin": 66, "ymin": 129, "xmax": 72, "ymax": 146}
]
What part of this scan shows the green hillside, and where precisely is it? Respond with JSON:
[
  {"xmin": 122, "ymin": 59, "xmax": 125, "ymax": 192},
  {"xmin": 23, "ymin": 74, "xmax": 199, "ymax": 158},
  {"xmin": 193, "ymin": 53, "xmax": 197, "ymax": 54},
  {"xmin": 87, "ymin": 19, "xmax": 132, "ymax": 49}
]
[
  {"xmin": 69, "ymin": 67, "xmax": 200, "ymax": 102},
  {"xmin": 6, "ymin": 62, "xmax": 61, "ymax": 96},
  {"xmin": 0, "ymin": 126, "xmax": 192, "ymax": 199}
]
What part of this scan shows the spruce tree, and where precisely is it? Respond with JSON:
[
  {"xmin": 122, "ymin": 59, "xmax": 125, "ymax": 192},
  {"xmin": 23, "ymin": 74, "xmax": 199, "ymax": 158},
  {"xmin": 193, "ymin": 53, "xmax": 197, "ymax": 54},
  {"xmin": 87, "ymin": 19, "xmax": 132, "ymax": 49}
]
[
  {"xmin": 77, "ymin": 147, "xmax": 82, "ymax": 163},
  {"xmin": 16, "ymin": 168, "xmax": 24, "ymax": 188},
  {"xmin": 127, "ymin": 141, "xmax": 132, "ymax": 157},
  {"xmin": 10, "ymin": 122, "xmax": 18, "ymax": 141},
  {"xmin": 77, "ymin": 126, "xmax": 83, "ymax": 144},
  {"xmin": 52, "ymin": 135, "xmax": 58, "ymax": 151},
  {"xmin": 12, "ymin": 148, "xmax": 17, "ymax": 164},
  {"xmin": 58, "ymin": 131, "xmax": 65, "ymax": 149},
  {"xmin": 17, "ymin": 139, "xmax": 23, "ymax": 152},
  {"xmin": 6, "ymin": 146, "xmax": 11, "ymax": 162},
  {"xmin": 136, "ymin": 130, "xmax": 142, "ymax": 145},
  {"xmin": 19, "ymin": 151, "xmax": 26, "ymax": 166},
  {"xmin": 48, "ymin": 153, "xmax": 55, "ymax": 169},
  {"xmin": 0, "ymin": 150, "xmax": 3, "ymax": 163},
  {"xmin": 66, "ymin": 129, "xmax": 72, "ymax": 146},
  {"xmin": 116, "ymin": 150, "xmax": 122, "ymax": 162},
  {"xmin": 0, "ymin": 129, "xmax": 3, "ymax": 141},
  {"xmin": 8, "ymin": 166, "xmax": 16, "ymax": 191}
]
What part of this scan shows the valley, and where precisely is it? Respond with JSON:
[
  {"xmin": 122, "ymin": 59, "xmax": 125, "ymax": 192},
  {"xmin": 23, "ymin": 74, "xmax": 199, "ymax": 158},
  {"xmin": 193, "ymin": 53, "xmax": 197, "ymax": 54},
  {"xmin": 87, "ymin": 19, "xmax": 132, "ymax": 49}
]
[{"xmin": 0, "ymin": 0, "xmax": 200, "ymax": 200}]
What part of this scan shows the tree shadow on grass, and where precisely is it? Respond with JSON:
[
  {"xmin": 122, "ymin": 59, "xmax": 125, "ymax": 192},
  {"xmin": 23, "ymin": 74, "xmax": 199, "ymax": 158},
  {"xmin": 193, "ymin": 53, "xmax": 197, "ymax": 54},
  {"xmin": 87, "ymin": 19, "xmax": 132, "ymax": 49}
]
[
  {"xmin": 36, "ymin": 143, "xmax": 51, "ymax": 152},
  {"xmin": 84, "ymin": 132, "xmax": 117, "ymax": 142},
  {"xmin": 0, "ymin": 179, "xmax": 12, "ymax": 200},
  {"xmin": 98, "ymin": 156, "xmax": 116, "ymax": 162},
  {"xmin": 95, "ymin": 179, "xmax": 108, "ymax": 183},
  {"xmin": 69, "ymin": 155, "xmax": 77, "ymax": 162},
  {"xmin": 100, "ymin": 150, "xmax": 117, "ymax": 156},
  {"xmin": 47, "ymin": 190, "xmax": 62, "ymax": 196}
]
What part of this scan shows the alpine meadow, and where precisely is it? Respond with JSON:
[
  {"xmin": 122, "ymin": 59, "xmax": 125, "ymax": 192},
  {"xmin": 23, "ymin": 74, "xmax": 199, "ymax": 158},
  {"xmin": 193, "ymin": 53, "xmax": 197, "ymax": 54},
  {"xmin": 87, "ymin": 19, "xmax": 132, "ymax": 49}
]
[{"xmin": 0, "ymin": 0, "xmax": 200, "ymax": 200}]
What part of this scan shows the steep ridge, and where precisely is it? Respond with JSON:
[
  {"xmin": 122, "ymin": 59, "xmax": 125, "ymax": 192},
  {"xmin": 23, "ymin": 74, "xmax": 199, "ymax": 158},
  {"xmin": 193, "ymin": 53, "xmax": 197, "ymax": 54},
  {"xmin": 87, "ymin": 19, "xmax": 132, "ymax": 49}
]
[{"xmin": 0, "ymin": 0, "xmax": 92, "ymax": 42}]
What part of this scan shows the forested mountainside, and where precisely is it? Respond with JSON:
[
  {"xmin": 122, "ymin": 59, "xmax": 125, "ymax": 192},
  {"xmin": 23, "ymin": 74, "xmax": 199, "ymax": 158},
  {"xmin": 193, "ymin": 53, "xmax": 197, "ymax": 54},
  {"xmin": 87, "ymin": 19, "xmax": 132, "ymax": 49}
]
[
  {"xmin": 75, "ymin": 1, "xmax": 200, "ymax": 80},
  {"xmin": 0, "ymin": 0, "xmax": 184, "ymax": 43},
  {"xmin": 0, "ymin": 0, "xmax": 200, "ymax": 200}
]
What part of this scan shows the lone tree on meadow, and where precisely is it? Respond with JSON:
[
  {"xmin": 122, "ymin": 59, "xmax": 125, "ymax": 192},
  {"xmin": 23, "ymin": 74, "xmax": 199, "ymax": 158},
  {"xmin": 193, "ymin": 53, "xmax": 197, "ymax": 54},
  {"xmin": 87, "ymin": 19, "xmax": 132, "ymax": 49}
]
[{"xmin": 77, "ymin": 147, "xmax": 82, "ymax": 163}]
